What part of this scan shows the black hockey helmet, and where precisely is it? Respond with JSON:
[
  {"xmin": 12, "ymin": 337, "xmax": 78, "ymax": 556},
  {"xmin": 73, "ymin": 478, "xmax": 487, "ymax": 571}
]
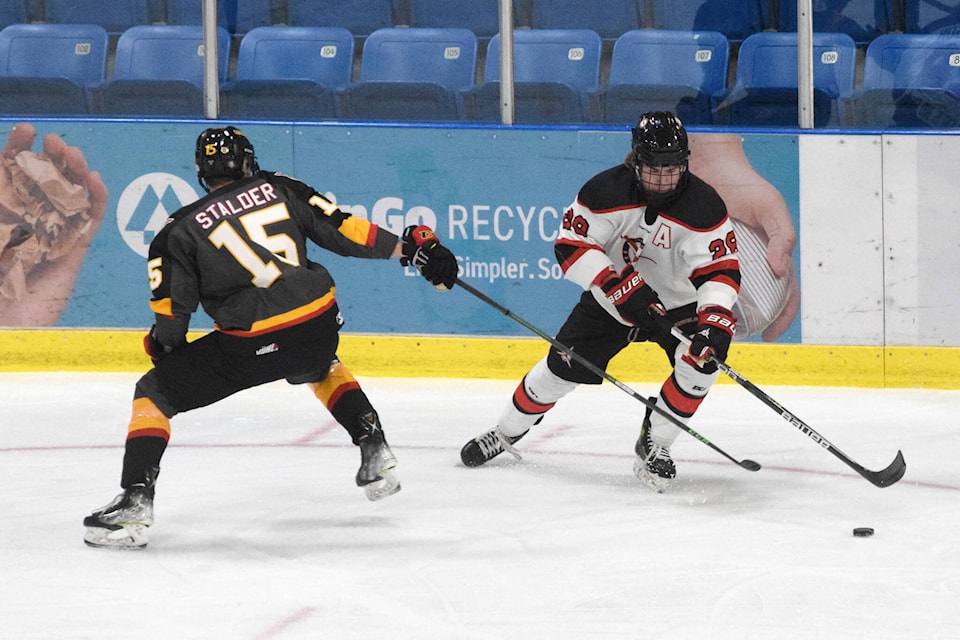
[
  {"xmin": 631, "ymin": 111, "xmax": 690, "ymax": 167},
  {"xmin": 195, "ymin": 126, "xmax": 259, "ymax": 192},
  {"xmin": 630, "ymin": 111, "xmax": 690, "ymax": 203}
]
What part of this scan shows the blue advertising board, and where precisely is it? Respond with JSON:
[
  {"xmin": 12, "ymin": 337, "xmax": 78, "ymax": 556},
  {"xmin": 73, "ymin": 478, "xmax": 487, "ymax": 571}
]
[{"xmin": 0, "ymin": 120, "xmax": 799, "ymax": 343}]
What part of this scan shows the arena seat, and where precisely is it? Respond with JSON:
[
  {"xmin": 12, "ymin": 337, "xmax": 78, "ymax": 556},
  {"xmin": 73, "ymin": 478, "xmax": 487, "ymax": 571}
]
[
  {"xmin": 88, "ymin": 25, "xmax": 230, "ymax": 116},
  {"xmin": 651, "ymin": 0, "xmax": 763, "ymax": 42},
  {"xmin": 221, "ymin": 26, "xmax": 353, "ymax": 119},
  {"xmin": 44, "ymin": 0, "xmax": 149, "ymax": 34},
  {"xmin": 408, "ymin": 0, "xmax": 505, "ymax": 38},
  {"xmin": 528, "ymin": 0, "xmax": 644, "ymax": 40},
  {"xmin": 165, "ymin": 0, "xmax": 273, "ymax": 35},
  {"xmin": 0, "ymin": 2, "xmax": 27, "ymax": 29},
  {"xmin": 779, "ymin": 0, "xmax": 894, "ymax": 45},
  {"xmin": 843, "ymin": 33, "xmax": 960, "ymax": 128},
  {"xmin": 338, "ymin": 27, "xmax": 477, "ymax": 122},
  {"xmin": 464, "ymin": 28, "xmax": 601, "ymax": 123},
  {"xmin": 0, "ymin": 23, "xmax": 108, "ymax": 115},
  {"xmin": 599, "ymin": 29, "xmax": 730, "ymax": 125},
  {"xmin": 286, "ymin": 0, "xmax": 397, "ymax": 36},
  {"xmin": 714, "ymin": 31, "xmax": 857, "ymax": 127}
]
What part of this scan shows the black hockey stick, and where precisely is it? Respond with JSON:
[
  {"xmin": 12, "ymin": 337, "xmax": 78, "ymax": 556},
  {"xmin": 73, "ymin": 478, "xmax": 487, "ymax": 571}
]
[
  {"xmin": 651, "ymin": 314, "xmax": 905, "ymax": 488},
  {"xmin": 454, "ymin": 277, "xmax": 760, "ymax": 472}
]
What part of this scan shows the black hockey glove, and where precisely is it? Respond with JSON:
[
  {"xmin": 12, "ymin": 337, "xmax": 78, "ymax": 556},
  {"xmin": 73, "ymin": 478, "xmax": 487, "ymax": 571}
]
[
  {"xmin": 143, "ymin": 325, "xmax": 173, "ymax": 364},
  {"xmin": 686, "ymin": 306, "xmax": 737, "ymax": 365},
  {"xmin": 599, "ymin": 265, "xmax": 664, "ymax": 326},
  {"xmin": 400, "ymin": 224, "xmax": 457, "ymax": 291}
]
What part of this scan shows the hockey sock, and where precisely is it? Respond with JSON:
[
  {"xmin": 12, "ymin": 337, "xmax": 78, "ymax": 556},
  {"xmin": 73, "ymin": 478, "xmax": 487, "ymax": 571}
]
[
  {"xmin": 498, "ymin": 359, "xmax": 578, "ymax": 436},
  {"xmin": 121, "ymin": 397, "xmax": 170, "ymax": 488},
  {"xmin": 309, "ymin": 362, "xmax": 377, "ymax": 445},
  {"xmin": 649, "ymin": 373, "xmax": 709, "ymax": 447}
]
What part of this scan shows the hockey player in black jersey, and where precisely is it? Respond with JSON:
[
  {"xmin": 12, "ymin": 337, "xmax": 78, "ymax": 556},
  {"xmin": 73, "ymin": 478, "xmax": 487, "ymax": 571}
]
[
  {"xmin": 461, "ymin": 112, "xmax": 741, "ymax": 492},
  {"xmin": 83, "ymin": 126, "xmax": 456, "ymax": 549}
]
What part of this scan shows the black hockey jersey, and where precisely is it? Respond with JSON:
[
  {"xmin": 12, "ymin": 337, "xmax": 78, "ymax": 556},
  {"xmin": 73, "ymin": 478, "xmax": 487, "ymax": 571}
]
[
  {"xmin": 147, "ymin": 171, "xmax": 398, "ymax": 345},
  {"xmin": 555, "ymin": 164, "xmax": 740, "ymax": 324}
]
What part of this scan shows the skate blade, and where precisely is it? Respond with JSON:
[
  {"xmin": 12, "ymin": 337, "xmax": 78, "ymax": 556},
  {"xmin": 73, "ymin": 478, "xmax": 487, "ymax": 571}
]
[
  {"xmin": 83, "ymin": 524, "xmax": 149, "ymax": 549},
  {"xmin": 633, "ymin": 458, "xmax": 670, "ymax": 494},
  {"xmin": 362, "ymin": 470, "xmax": 401, "ymax": 502}
]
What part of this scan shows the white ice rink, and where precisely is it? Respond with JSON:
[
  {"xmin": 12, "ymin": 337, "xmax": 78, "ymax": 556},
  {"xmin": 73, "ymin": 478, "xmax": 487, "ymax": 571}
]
[{"xmin": 2, "ymin": 372, "xmax": 958, "ymax": 639}]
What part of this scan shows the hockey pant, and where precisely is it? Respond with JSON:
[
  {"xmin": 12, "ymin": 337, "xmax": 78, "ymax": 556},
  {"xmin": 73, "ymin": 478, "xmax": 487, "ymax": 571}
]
[{"xmin": 120, "ymin": 309, "xmax": 377, "ymax": 487}]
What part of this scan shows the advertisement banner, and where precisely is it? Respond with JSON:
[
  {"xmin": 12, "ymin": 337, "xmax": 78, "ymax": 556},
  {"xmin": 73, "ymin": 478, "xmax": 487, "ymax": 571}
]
[{"xmin": 0, "ymin": 120, "xmax": 801, "ymax": 343}]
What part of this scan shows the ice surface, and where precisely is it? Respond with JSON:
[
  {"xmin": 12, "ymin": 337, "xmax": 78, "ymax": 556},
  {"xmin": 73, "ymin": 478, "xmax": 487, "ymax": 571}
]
[{"xmin": 1, "ymin": 372, "xmax": 957, "ymax": 639}]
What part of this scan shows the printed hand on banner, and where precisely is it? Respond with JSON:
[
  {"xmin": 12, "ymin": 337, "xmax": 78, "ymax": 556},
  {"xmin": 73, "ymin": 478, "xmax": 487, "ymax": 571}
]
[
  {"xmin": 688, "ymin": 133, "xmax": 799, "ymax": 341},
  {"xmin": 0, "ymin": 123, "xmax": 108, "ymax": 326}
]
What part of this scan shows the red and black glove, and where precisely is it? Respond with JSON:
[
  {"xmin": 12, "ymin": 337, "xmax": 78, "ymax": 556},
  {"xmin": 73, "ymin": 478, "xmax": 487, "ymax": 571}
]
[
  {"xmin": 686, "ymin": 306, "xmax": 737, "ymax": 365},
  {"xmin": 143, "ymin": 325, "xmax": 173, "ymax": 364},
  {"xmin": 598, "ymin": 265, "xmax": 664, "ymax": 325},
  {"xmin": 400, "ymin": 225, "xmax": 457, "ymax": 291}
]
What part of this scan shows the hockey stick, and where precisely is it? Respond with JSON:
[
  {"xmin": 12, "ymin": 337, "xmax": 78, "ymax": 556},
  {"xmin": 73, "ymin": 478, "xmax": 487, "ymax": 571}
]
[
  {"xmin": 651, "ymin": 314, "xmax": 905, "ymax": 488},
  {"xmin": 454, "ymin": 277, "xmax": 760, "ymax": 472}
]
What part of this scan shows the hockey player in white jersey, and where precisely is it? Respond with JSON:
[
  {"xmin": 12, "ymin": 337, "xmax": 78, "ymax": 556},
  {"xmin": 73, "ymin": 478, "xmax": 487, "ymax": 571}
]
[{"xmin": 460, "ymin": 112, "xmax": 741, "ymax": 492}]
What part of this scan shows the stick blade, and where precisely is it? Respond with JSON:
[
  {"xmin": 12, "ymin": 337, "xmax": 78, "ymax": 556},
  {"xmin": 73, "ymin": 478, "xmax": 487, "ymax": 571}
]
[{"xmin": 863, "ymin": 450, "xmax": 906, "ymax": 488}]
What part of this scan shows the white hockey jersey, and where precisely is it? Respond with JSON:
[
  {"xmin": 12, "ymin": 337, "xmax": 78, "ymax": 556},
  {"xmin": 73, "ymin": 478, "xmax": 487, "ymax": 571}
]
[{"xmin": 555, "ymin": 164, "xmax": 740, "ymax": 325}]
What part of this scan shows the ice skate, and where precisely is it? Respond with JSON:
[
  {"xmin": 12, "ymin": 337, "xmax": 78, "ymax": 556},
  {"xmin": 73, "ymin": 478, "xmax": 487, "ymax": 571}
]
[
  {"xmin": 83, "ymin": 468, "xmax": 158, "ymax": 550},
  {"xmin": 460, "ymin": 427, "xmax": 527, "ymax": 467},
  {"xmin": 634, "ymin": 401, "xmax": 676, "ymax": 493},
  {"xmin": 356, "ymin": 413, "xmax": 400, "ymax": 501}
]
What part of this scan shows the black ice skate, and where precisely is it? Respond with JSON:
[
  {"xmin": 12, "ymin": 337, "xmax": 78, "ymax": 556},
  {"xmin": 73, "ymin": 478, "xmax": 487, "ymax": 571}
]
[
  {"xmin": 356, "ymin": 412, "xmax": 400, "ymax": 501},
  {"xmin": 634, "ymin": 400, "xmax": 676, "ymax": 493},
  {"xmin": 460, "ymin": 428, "xmax": 527, "ymax": 467},
  {"xmin": 83, "ymin": 467, "xmax": 158, "ymax": 550}
]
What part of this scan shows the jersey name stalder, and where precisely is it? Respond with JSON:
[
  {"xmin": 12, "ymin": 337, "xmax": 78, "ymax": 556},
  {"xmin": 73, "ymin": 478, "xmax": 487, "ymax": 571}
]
[{"xmin": 148, "ymin": 171, "xmax": 397, "ymax": 339}]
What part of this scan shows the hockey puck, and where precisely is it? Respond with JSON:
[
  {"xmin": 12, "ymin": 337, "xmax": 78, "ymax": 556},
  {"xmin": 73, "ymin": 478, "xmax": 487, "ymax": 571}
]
[{"xmin": 853, "ymin": 527, "xmax": 874, "ymax": 538}]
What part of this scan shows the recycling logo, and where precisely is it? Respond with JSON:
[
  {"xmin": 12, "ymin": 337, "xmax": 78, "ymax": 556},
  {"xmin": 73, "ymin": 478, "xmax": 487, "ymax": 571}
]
[{"xmin": 117, "ymin": 173, "xmax": 199, "ymax": 257}]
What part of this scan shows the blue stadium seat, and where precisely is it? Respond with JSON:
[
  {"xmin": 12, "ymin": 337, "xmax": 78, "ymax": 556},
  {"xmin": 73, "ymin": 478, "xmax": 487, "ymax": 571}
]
[
  {"xmin": 0, "ymin": 24, "xmax": 108, "ymax": 86},
  {"xmin": 843, "ymin": 33, "xmax": 960, "ymax": 128},
  {"xmin": 287, "ymin": 0, "xmax": 397, "ymax": 35},
  {"xmin": 0, "ymin": 2, "xmax": 27, "ymax": 28},
  {"xmin": 599, "ymin": 29, "xmax": 729, "ymax": 125},
  {"xmin": 652, "ymin": 0, "xmax": 764, "ymax": 42},
  {"xmin": 480, "ymin": 30, "xmax": 601, "ymax": 91},
  {"xmin": 905, "ymin": 0, "xmax": 960, "ymax": 34},
  {"xmin": 44, "ymin": 0, "xmax": 150, "ymax": 34},
  {"xmin": 220, "ymin": 81, "xmax": 337, "ymax": 120},
  {"xmin": 0, "ymin": 77, "xmax": 88, "ymax": 115},
  {"xmin": 233, "ymin": 26, "xmax": 353, "ymax": 88},
  {"xmin": 166, "ymin": 0, "xmax": 274, "ymax": 34},
  {"xmin": 339, "ymin": 28, "xmax": 477, "ymax": 122},
  {"xmin": 715, "ymin": 31, "xmax": 857, "ymax": 127},
  {"xmin": 465, "ymin": 29, "xmax": 602, "ymax": 123},
  {"xmin": 408, "ymin": 0, "xmax": 505, "ymax": 38},
  {"xmin": 779, "ymin": 0, "xmax": 893, "ymax": 45},
  {"xmin": 0, "ymin": 23, "xmax": 108, "ymax": 115},
  {"xmin": 529, "ymin": 0, "xmax": 644, "ymax": 40},
  {"xmin": 221, "ymin": 26, "xmax": 353, "ymax": 119},
  {"xmin": 88, "ymin": 25, "xmax": 230, "ymax": 116}
]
